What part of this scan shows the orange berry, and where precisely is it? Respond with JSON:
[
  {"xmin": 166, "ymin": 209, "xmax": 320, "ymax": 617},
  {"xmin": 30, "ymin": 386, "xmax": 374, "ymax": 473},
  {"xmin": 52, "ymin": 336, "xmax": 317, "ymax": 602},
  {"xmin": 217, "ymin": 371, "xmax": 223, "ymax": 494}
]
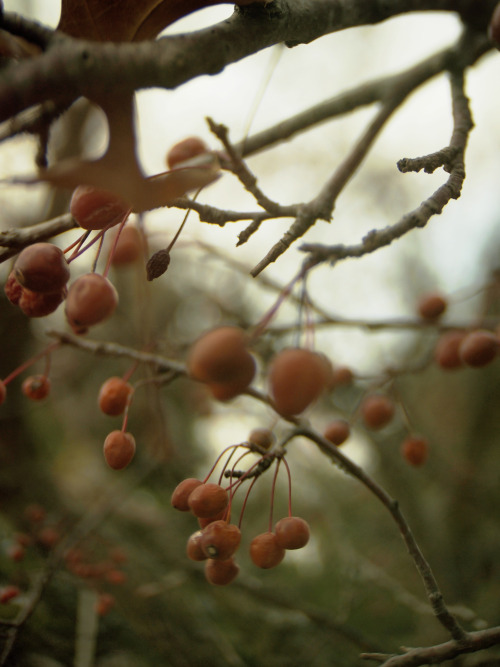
[
  {"xmin": 171, "ymin": 478, "xmax": 203, "ymax": 512},
  {"xmin": 269, "ymin": 348, "xmax": 328, "ymax": 417},
  {"xmin": 188, "ymin": 483, "xmax": 228, "ymax": 519},
  {"xmin": 361, "ymin": 394, "xmax": 395, "ymax": 430},
  {"xmin": 109, "ymin": 225, "xmax": 143, "ymax": 266},
  {"xmin": 167, "ymin": 137, "xmax": 208, "ymax": 169},
  {"xmin": 95, "ymin": 593, "xmax": 115, "ymax": 616},
  {"xmin": 187, "ymin": 326, "xmax": 255, "ymax": 386},
  {"xmin": 186, "ymin": 531, "xmax": 208, "ymax": 562},
  {"xmin": 199, "ymin": 520, "xmax": 241, "ymax": 560},
  {"xmin": 204, "ymin": 557, "xmax": 239, "ymax": 586},
  {"xmin": 249, "ymin": 532, "xmax": 285, "ymax": 569},
  {"xmin": 274, "ymin": 517, "xmax": 310, "ymax": 550},
  {"xmin": 434, "ymin": 330, "xmax": 466, "ymax": 370},
  {"xmin": 323, "ymin": 419, "xmax": 350, "ymax": 446},
  {"xmin": 458, "ymin": 330, "xmax": 499, "ymax": 368},
  {"xmin": 98, "ymin": 377, "xmax": 133, "ymax": 416},
  {"xmin": 13, "ymin": 243, "xmax": 69, "ymax": 294},
  {"xmin": 103, "ymin": 431, "xmax": 136, "ymax": 470},
  {"xmin": 401, "ymin": 435, "xmax": 429, "ymax": 466},
  {"xmin": 70, "ymin": 185, "xmax": 129, "ymax": 231},
  {"xmin": 417, "ymin": 292, "xmax": 447, "ymax": 320},
  {"xmin": 21, "ymin": 375, "xmax": 51, "ymax": 401}
]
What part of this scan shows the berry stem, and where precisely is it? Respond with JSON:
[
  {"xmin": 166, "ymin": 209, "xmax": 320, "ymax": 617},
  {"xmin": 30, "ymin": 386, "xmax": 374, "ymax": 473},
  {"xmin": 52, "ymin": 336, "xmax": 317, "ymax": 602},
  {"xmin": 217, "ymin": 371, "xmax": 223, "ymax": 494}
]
[
  {"xmin": 2, "ymin": 341, "xmax": 60, "ymax": 386},
  {"xmin": 237, "ymin": 476, "xmax": 258, "ymax": 530},
  {"xmin": 202, "ymin": 444, "xmax": 244, "ymax": 484},
  {"xmin": 281, "ymin": 456, "xmax": 293, "ymax": 517},
  {"xmin": 268, "ymin": 458, "xmax": 281, "ymax": 533},
  {"xmin": 102, "ymin": 212, "xmax": 133, "ymax": 278}
]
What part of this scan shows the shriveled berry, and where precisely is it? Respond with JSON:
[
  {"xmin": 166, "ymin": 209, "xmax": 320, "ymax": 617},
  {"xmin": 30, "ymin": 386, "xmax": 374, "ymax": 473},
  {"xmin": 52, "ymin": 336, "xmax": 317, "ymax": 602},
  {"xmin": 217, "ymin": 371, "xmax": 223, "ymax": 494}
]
[
  {"xmin": 4, "ymin": 271, "xmax": 23, "ymax": 305},
  {"xmin": 361, "ymin": 394, "xmax": 395, "ymax": 430},
  {"xmin": 171, "ymin": 478, "xmax": 203, "ymax": 512},
  {"xmin": 204, "ymin": 557, "xmax": 239, "ymax": 586},
  {"xmin": 70, "ymin": 185, "xmax": 129, "ymax": 231},
  {"xmin": 199, "ymin": 520, "xmax": 241, "ymax": 560},
  {"xmin": 434, "ymin": 330, "xmax": 466, "ymax": 370},
  {"xmin": 19, "ymin": 287, "xmax": 65, "ymax": 317},
  {"xmin": 323, "ymin": 419, "xmax": 350, "ymax": 446},
  {"xmin": 459, "ymin": 330, "xmax": 499, "ymax": 368},
  {"xmin": 249, "ymin": 532, "xmax": 285, "ymax": 569},
  {"xmin": 103, "ymin": 430, "xmax": 136, "ymax": 470},
  {"xmin": 401, "ymin": 435, "xmax": 429, "ymax": 466},
  {"xmin": 275, "ymin": 517, "xmax": 310, "ymax": 550},
  {"xmin": 269, "ymin": 348, "xmax": 328, "ymax": 417},
  {"xmin": 65, "ymin": 273, "xmax": 118, "ymax": 330},
  {"xmin": 14, "ymin": 243, "xmax": 70, "ymax": 293},
  {"xmin": 98, "ymin": 377, "xmax": 133, "ymax": 416},
  {"xmin": 22, "ymin": 375, "xmax": 51, "ymax": 401},
  {"xmin": 188, "ymin": 483, "xmax": 228, "ymax": 519},
  {"xmin": 417, "ymin": 292, "xmax": 447, "ymax": 320},
  {"xmin": 167, "ymin": 137, "xmax": 208, "ymax": 169},
  {"xmin": 186, "ymin": 531, "xmax": 208, "ymax": 562}
]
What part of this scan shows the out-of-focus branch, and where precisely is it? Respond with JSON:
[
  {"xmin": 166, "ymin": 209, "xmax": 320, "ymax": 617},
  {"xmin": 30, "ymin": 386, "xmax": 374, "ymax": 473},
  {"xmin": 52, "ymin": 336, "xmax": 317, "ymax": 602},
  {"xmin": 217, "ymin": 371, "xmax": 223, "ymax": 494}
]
[
  {"xmin": 0, "ymin": 213, "xmax": 78, "ymax": 263},
  {"xmin": 301, "ymin": 66, "xmax": 474, "ymax": 266}
]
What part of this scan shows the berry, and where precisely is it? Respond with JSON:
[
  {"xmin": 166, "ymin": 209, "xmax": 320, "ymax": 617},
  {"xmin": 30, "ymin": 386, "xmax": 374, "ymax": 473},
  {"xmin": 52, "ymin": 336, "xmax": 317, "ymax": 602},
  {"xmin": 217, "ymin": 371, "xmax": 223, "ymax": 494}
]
[
  {"xmin": 98, "ymin": 377, "xmax": 133, "ymax": 416},
  {"xmin": 171, "ymin": 478, "xmax": 203, "ymax": 512},
  {"xmin": 0, "ymin": 586, "xmax": 20, "ymax": 604},
  {"xmin": 0, "ymin": 380, "xmax": 6, "ymax": 406},
  {"xmin": 21, "ymin": 375, "xmax": 51, "ymax": 401},
  {"xmin": 4, "ymin": 271, "xmax": 23, "ymax": 305},
  {"xmin": 250, "ymin": 532, "xmax": 285, "ymax": 569},
  {"xmin": 186, "ymin": 531, "xmax": 208, "ymax": 562},
  {"xmin": 323, "ymin": 419, "xmax": 350, "ymax": 446},
  {"xmin": 187, "ymin": 327, "xmax": 255, "ymax": 393},
  {"xmin": 103, "ymin": 430, "xmax": 136, "ymax": 470},
  {"xmin": 95, "ymin": 593, "xmax": 115, "ymax": 616},
  {"xmin": 361, "ymin": 394, "xmax": 395, "ymax": 430},
  {"xmin": 330, "ymin": 365, "xmax": 354, "ymax": 386},
  {"xmin": 206, "ymin": 376, "xmax": 254, "ymax": 401},
  {"xmin": 199, "ymin": 520, "xmax": 241, "ymax": 560},
  {"xmin": 434, "ymin": 330, "xmax": 466, "ymax": 370},
  {"xmin": 204, "ymin": 557, "xmax": 239, "ymax": 586},
  {"xmin": 65, "ymin": 273, "xmax": 118, "ymax": 330},
  {"xmin": 70, "ymin": 185, "xmax": 129, "ymax": 230},
  {"xmin": 401, "ymin": 435, "xmax": 429, "ymax": 466},
  {"xmin": 109, "ymin": 225, "xmax": 143, "ymax": 266},
  {"xmin": 106, "ymin": 569, "xmax": 127, "ymax": 585},
  {"xmin": 275, "ymin": 517, "xmax": 310, "ymax": 550},
  {"xmin": 248, "ymin": 427, "xmax": 275, "ymax": 451},
  {"xmin": 167, "ymin": 137, "xmax": 208, "ymax": 169},
  {"xmin": 7, "ymin": 544, "xmax": 25, "ymax": 562},
  {"xmin": 417, "ymin": 292, "xmax": 447, "ymax": 320},
  {"xmin": 187, "ymin": 483, "xmax": 229, "ymax": 519},
  {"xmin": 19, "ymin": 287, "xmax": 65, "ymax": 317},
  {"xmin": 268, "ymin": 348, "xmax": 329, "ymax": 417},
  {"xmin": 198, "ymin": 508, "xmax": 227, "ymax": 529},
  {"xmin": 13, "ymin": 243, "xmax": 70, "ymax": 293},
  {"xmin": 24, "ymin": 503, "xmax": 46, "ymax": 523},
  {"xmin": 458, "ymin": 330, "xmax": 499, "ymax": 368},
  {"xmin": 37, "ymin": 526, "xmax": 60, "ymax": 549}
]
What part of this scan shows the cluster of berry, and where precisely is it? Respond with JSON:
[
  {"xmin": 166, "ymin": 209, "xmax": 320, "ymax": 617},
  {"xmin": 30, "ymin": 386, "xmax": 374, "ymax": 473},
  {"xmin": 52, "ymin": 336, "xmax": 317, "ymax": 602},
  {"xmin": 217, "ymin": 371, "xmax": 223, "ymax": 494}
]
[{"xmin": 171, "ymin": 431, "xmax": 310, "ymax": 586}]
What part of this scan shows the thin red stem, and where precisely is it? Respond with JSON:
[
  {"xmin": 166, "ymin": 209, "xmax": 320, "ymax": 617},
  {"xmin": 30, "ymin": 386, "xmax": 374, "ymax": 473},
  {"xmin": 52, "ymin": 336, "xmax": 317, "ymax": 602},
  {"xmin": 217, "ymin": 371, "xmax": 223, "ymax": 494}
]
[
  {"xmin": 2, "ymin": 342, "xmax": 60, "ymax": 386},
  {"xmin": 281, "ymin": 456, "xmax": 293, "ymax": 517},
  {"xmin": 102, "ymin": 212, "xmax": 132, "ymax": 278},
  {"xmin": 268, "ymin": 458, "xmax": 281, "ymax": 533}
]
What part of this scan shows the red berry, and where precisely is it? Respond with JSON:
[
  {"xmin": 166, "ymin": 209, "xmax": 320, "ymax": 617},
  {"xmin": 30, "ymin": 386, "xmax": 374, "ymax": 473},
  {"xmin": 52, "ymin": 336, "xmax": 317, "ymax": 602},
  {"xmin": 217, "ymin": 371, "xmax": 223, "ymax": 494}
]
[
  {"xmin": 274, "ymin": 517, "xmax": 310, "ymax": 550},
  {"xmin": 13, "ymin": 243, "xmax": 70, "ymax": 293},
  {"xmin": 187, "ymin": 326, "xmax": 255, "ymax": 392},
  {"xmin": 204, "ymin": 557, "xmax": 239, "ymax": 586},
  {"xmin": 186, "ymin": 531, "xmax": 208, "ymax": 562},
  {"xmin": 103, "ymin": 430, "xmax": 136, "ymax": 470},
  {"xmin": 249, "ymin": 532, "xmax": 285, "ymax": 569},
  {"xmin": 37, "ymin": 526, "xmax": 60, "ymax": 548},
  {"xmin": 434, "ymin": 330, "xmax": 466, "ymax": 370},
  {"xmin": 98, "ymin": 377, "xmax": 133, "ymax": 416},
  {"xmin": 0, "ymin": 585, "xmax": 20, "ymax": 604},
  {"xmin": 70, "ymin": 185, "xmax": 129, "ymax": 231},
  {"xmin": 198, "ymin": 508, "xmax": 227, "ymax": 529},
  {"xmin": 171, "ymin": 478, "xmax": 203, "ymax": 512},
  {"xmin": 199, "ymin": 520, "xmax": 241, "ymax": 560},
  {"xmin": 24, "ymin": 503, "xmax": 46, "ymax": 523},
  {"xmin": 19, "ymin": 287, "xmax": 65, "ymax": 317},
  {"xmin": 4, "ymin": 271, "xmax": 23, "ymax": 305},
  {"xmin": 65, "ymin": 273, "xmax": 118, "ymax": 330},
  {"xmin": 95, "ymin": 593, "xmax": 115, "ymax": 616},
  {"xmin": 109, "ymin": 225, "xmax": 143, "ymax": 266},
  {"xmin": 401, "ymin": 435, "xmax": 429, "ymax": 467},
  {"xmin": 187, "ymin": 483, "xmax": 229, "ymax": 519},
  {"xmin": 323, "ymin": 419, "xmax": 350, "ymax": 446},
  {"xmin": 106, "ymin": 569, "xmax": 127, "ymax": 585},
  {"xmin": 167, "ymin": 137, "xmax": 208, "ymax": 169},
  {"xmin": 361, "ymin": 394, "xmax": 395, "ymax": 430},
  {"xmin": 417, "ymin": 292, "xmax": 447, "ymax": 320},
  {"xmin": 269, "ymin": 348, "xmax": 328, "ymax": 417},
  {"xmin": 458, "ymin": 330, "xmax": 499, "ymax": 368},
  {"xmin": 21, "ymin": 375, "xmax": 51, "ymax": 401},
  {"xmin": 7, "ymin": 544, "xmax": 25, "ymax": 562}
]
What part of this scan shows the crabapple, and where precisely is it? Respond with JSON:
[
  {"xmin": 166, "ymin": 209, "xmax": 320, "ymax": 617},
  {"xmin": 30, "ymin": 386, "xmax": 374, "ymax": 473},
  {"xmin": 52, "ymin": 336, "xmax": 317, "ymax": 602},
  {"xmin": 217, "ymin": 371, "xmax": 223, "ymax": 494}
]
[
  {"xmin": 98, "ymin": 377, "xmax": 133, "ymax": 416},
  {"xmin": 275, "ymin": 517, "xmax": 310, "ymax": 550},
  {"xmin": 323, "ymin": 419, "xmax": 350, "ymax": 446},
  {"xmin": 65, "ymin": 273, "xmax": 118, "ymax": 330},
  {"xmin": 21, "ymin": 375, "xmax": 51, "ymax": 401},
  {"xmin": 103, "ymin": 430, "xmax": 136, "ymax": 470},
  {"xmin": 401, "ymin": 435, "xmax": 429, "ymax": 467},
  {"xmin": 171, "ymin": 478, "xmax": 203, "ymax": 512},
  {"xmin": 458, "ymin": 330, "xmax": 499, "ymax": 368},
  {"xmin": 199, "ymin": 520, "xmax": 241, "ymax": 560},
  {"xmin": 13, "ymin": 243, "xmax": 70, "ymax": 293},
  {"xmin": 434, "ymin": 330, "xmax": 466, "ymax": 370},
  {"xmin": 249, "ymin": 532, "xmax": 285, "ymax": 569},
  {"xmin": 187, "ymin": 483, "xmax": 228, "ymax": 519},
  {"xmin": 361, "ymin": 394, "xmax": 395, "ymax": 430},
  {"xmin": 167, "ymin": 137, "xmax": 208, "ymax": 169},
  {"xmin": 70, "ymin": 185, "xmax": 129, "ymax": 230},
  {"xmin": 204, "ymin": 557, "xmax": 240, "ymax": 586},
  {"xmin": 417, "ymin": 292, "xmax": 447, "ymax": 320}
]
